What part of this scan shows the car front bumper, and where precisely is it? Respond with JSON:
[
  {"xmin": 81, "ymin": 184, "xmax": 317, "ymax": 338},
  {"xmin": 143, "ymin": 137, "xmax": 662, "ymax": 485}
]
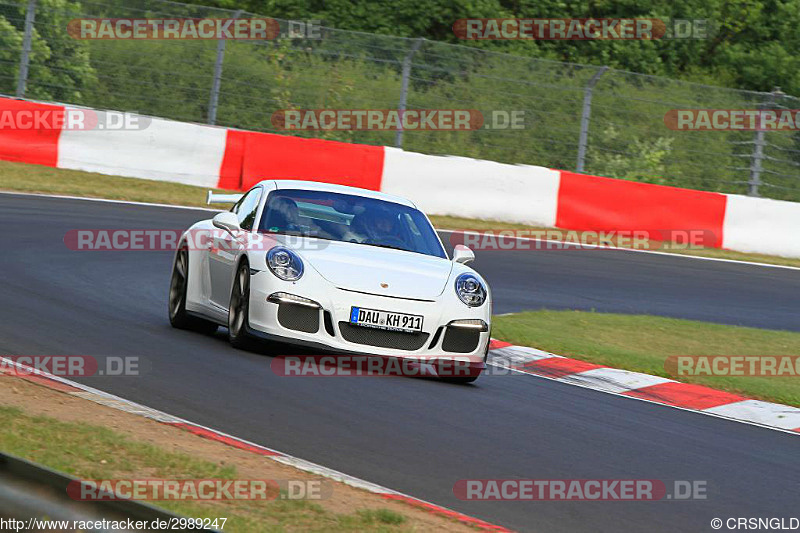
[{"xmin": 247, "ymin": 272, "xmax": 491, "ymax": 368}]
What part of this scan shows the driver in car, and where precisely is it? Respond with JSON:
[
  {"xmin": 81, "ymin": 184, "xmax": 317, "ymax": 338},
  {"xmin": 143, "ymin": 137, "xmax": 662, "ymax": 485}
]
[
  {"xmin": 263, "ymin": 197, "xmax": 301, "ymax": 233},
  {"xmin": 366, "ymin": 208, "xmax": 410, "ymax": 249},
  {"xmin": 371, "ymin": 208, "xmax": 398, "ymax": 236},
  {"xmin": 343, "ymin": 206, "xmax": 409, "ymax": 249}
]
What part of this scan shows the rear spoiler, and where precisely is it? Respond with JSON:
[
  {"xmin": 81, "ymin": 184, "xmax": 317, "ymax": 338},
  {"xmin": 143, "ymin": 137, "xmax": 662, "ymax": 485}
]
[{"xmin": 206, "ymin": 191, "xmax": 243, "ymax": 205}]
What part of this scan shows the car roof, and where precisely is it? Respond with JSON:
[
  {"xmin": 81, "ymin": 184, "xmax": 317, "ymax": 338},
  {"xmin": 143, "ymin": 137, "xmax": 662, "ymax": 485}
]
[{"xmin": 256, "ymin": 180, "xmax": 417, "ymax": 209}]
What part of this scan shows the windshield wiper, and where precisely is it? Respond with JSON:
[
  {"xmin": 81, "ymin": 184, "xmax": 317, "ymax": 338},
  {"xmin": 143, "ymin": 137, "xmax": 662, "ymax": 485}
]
[{"xmin": 363, "ymin": 243, "xmax": 410, "ymax": 252}]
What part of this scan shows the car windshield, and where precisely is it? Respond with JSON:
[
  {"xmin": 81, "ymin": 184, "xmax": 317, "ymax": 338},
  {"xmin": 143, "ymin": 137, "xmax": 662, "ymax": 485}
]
[{"xmin": 258, "ymin": 189, "xmax": 447, "ymax": 259}]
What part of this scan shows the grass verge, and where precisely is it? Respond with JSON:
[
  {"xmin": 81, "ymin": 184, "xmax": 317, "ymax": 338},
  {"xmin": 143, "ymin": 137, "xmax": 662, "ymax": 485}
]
[
  {"xmin": 0, "ymin": 161, "xmax": 228, "ymax": 208},
  {"xmin": 492, "ymin": 310, "xmax": 800, "ymax": 408},
  {"xmin": 0, "ymin": 404, "xmax": 423, "ymax": 532},
  {"xmin": 1, "ymin": 160, "xmax": 798, "ymax": 268}
]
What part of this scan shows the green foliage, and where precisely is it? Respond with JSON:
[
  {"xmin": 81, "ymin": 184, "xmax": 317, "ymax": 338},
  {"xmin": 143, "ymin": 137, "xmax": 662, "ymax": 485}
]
[
  {"xmin": 0, "ymin": 0, "xmax": 96, "ymax": 101},
  {"xmin": 0, "ymin": 16, "xmax": 22, "ymax": 94},
  {"xmin": 197, "ymin": 0, "xmax": 800, "ymax": 96},
  {"xmin": 592, "ymin": 126, "xmax": 674, "ymax": 184}
]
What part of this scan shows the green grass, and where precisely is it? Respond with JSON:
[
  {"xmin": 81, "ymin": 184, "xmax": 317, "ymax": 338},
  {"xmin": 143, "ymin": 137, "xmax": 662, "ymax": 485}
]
[
  {"xmin": 0, "ymin": 161, "xmax": 230, "ymax": 208},
  {"xmin": 0, "ymin": 406, "xmax": 416, "ymax": 532},
  {"xmin": 355, "ymin": 509, "xmax": 407, "ymax": 526},
  {"xmin": 2, "ymin": 160, "xmax": 797, "ymax": 268},
  {"xmin": 492, "ymin": 310, "xmax": 800, "ymax": 407}
]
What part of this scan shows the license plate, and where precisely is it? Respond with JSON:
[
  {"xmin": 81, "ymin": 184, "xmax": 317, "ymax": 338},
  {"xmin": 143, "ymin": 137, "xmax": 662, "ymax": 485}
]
[{"xmin": 349, "ymin": 307, "xmax": 423, "ymax": 333}]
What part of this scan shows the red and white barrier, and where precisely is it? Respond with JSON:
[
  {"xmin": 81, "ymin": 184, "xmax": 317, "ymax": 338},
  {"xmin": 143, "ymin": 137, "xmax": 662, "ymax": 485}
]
[
  {"xmin": 227, "ymin": 129, "xmax": 385, "ymax": 191},
  {"xmin": 723, "ymin": 194, "xmax": 800, "ymax": 257},
  {"xmin": 381, "ymin": 147, "xmax": 560, "ymax": 227},
  {"xmin": 0, "ymin": 98, "xmax": 63, "ymax": 166},
  {"xmin": 555, "ymin": 170, "xmax": 727, "ymax": 248},
  {"xmin": 58, "ymin": 107, "xmax": 228, "ymax": 188},
  {"xmin": 2, "ymin": 96, "xmax": 800, "ymax": 258}
]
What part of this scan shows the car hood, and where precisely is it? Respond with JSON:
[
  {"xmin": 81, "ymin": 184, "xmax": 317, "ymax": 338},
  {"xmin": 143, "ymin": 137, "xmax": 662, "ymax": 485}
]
[{"xmin": 293, "ymin": 239, "xmax": 453, "ymax": 300}]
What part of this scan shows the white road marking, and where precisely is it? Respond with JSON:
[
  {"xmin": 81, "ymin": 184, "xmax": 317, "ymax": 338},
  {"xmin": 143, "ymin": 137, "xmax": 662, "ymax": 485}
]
[
  {"xmin": 556, "ymin": 367, "xmax": 675, "ymax": 394},
  {"xmin": 703, "ymin": 399, "xmax": 800, "ymax": 430}
]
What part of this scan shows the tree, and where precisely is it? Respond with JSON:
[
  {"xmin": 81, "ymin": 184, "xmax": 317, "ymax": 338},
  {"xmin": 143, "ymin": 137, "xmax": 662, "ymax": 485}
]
[{"xmin": 0, "ymin": 0, "xmax": 96, "ymax": 102}]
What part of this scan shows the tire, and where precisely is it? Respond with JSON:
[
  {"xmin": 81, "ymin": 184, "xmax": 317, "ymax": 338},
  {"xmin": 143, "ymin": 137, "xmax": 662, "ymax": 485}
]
[
  {"xmin": 228, "ymin": 260, "xmax": 256, "ymax": 350},
  {"xmin": 168, "ymin": 245, "xmax": 218, "ymax": 334}
]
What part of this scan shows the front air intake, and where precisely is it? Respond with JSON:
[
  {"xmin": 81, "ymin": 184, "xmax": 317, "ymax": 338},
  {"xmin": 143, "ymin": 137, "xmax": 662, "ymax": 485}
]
[
  {"xmin": 441, "ymin": 327, "xmax": 480, "ymax": 353},
  {"xmin": 338, "ymin": 323, "xmax": 429, "ymax": 351},
  {"xmin": 277, "ymin": 303, "xmax": 320, "ymax": 333}
]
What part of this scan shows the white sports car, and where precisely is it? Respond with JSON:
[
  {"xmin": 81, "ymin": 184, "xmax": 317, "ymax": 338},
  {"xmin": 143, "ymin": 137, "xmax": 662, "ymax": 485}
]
[{"xmin": 168, "ymin": 180, "xmax": 491, "ymax": 382}]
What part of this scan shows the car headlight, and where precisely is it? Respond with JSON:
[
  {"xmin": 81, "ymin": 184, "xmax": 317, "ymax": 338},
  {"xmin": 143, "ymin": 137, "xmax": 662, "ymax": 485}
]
[
  {"xmin": 454, "ymin": 273, "xmax": 487, "ymax": 307},
  {"xmin": 267, "ymin": 247, "xmax": 304, "ymax": 281}
]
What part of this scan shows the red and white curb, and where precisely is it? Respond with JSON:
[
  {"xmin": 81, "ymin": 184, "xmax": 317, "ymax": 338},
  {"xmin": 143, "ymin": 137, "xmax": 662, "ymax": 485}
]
[
  {"xmin": 0, "ymin": 357, "xmax": 509, "ymax": 532},
  {"xmin": 488, "ymin": 340, "xmax": 800, "ymax": 435}
]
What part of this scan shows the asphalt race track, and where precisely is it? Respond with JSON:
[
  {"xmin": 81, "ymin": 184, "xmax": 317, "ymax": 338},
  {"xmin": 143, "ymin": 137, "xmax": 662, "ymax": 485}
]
[{"xmin": 1, "ymin": 193, "xmax": 798, "ymax": 532}]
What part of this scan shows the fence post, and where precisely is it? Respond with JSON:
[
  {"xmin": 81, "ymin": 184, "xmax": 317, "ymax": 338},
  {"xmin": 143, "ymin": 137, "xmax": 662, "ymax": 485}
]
[
  {"xmin": 16, "ymin": 0, "xmax": 37, "ymax": 98},
  {"xmin": 576, "ymin": 66, "xmax": 608, "ymax": 173},
  {"xmin": 395, "ymin": 38, "xmax": 423, "ymax": 149},
  {"xmin": 748, "ymin": 87, "xmax": 782, "ymax": 197},
  {"xmin": 208, "ymin": 10, "xmax": 242, "ymax": 125}
]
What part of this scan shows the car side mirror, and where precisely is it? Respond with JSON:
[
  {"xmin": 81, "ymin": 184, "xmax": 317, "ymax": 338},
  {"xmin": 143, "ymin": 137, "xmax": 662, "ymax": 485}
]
[
  {"xmin": 212, "ymin": 211, "xmax": 240, "ymax": 235},
  {"xmin": 452, "ymin": 245, "xmax": 475, "ymax": 264}
]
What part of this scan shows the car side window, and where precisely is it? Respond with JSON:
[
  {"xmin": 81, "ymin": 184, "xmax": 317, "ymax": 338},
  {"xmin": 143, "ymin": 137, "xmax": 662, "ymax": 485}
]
[{"xmin": 235, "ymin": 189, "xmax": 261, "ymax": 230}]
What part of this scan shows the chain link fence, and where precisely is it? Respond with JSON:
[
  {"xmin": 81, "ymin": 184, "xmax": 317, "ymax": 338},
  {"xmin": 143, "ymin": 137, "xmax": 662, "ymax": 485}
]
[{"xmin": 2, "ymin": 0, "xmax": 800, "ymax": 201}]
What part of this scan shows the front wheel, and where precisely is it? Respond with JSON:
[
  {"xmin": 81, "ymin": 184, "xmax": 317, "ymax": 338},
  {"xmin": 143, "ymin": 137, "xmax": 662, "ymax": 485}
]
[
  {"xmin": 228, "ymin": 261, "xmax": 256, "ymax": 350},
  {"xmin": 169, "ymin": 246, "xmax": 217, "ymax": 334}
]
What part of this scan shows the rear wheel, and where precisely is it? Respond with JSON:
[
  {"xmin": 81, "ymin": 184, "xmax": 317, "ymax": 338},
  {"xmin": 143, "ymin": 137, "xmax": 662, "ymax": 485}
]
[
  {"xmin": 169, "ymin": 246, "xmax": 217, "ymax": 334},
  {"xmin": 228, "ymin": 261, "xmax": 256, "ymax": 350}
]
